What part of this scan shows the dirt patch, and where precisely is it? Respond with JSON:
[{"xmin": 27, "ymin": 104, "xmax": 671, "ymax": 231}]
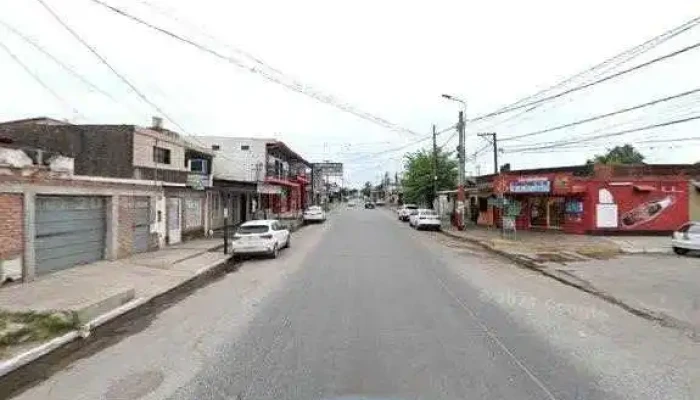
[{"xmin": 574, "ymin": 245, "xmax": 620, "ymax": 260}]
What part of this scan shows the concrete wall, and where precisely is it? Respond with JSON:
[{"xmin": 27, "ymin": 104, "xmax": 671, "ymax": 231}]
[
  {"xmin": 0, "ymin": 124, "xmax": 134, "ymax": 178},
  {"xmin": 0, "ymin": 194, "xmax": 23, "ymax": 281},
  {"xmin": 689, "ymin": 183, "xmax": 700, "ymax": 221},
  {"xmin": 198, "ymin": 137, "xmax": 268, "ymax": 182},
  {"xmin": 133, "ymin": 128, "xmax": 187, "ymax": 172},
  {"xmin": 117, "ymin": 196, "xmax": 136, "ymax": 259}
]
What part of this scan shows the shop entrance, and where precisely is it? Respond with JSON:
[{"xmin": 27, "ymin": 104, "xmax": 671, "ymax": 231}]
[
  {"xmin": 529, "ymin": 197, "xmax": 565, "ymax": 229},
  {"xmin": 548, "ymin": 197, "xmax": 565, "ymax": 229}
]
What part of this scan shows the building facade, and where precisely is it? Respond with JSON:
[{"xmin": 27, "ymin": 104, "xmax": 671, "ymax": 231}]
[
  {"xmin": 201, "ymin": 137, "xmax": 312, "ymax": 220},
  {"xmin": 453, "ymin": 164, "xmax": 700, "ymax": 234}
]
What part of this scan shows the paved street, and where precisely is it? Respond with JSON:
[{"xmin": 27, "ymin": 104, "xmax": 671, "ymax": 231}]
[{"xmin": 8, "ymin": 207, "xmax": 700, "ymax": 400}]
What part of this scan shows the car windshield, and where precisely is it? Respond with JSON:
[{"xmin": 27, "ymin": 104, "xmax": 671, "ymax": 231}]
[
  {"xmin": 307, "ymin": 206, "xmax": 322, "ymax": 211},
  {"xmin": 422, "ymin": 210, "xmax": 437, "ymax": 216},
  {"xmin": 237, "ymin": 225, "xmax": 269, "ymax": 234},
  {"xmin": 405, "ymin": 205, "xmax": 418, "ymax": 209}
]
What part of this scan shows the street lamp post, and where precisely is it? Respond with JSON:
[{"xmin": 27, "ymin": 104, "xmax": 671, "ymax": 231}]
[{"xmin": 441, "ymin": 94, "xmax": 467, "ymax": 230}]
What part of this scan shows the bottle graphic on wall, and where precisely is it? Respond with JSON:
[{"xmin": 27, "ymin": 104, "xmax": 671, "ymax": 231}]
[{"xmin": 620, "ymin": 196, "xmax": 674, "ymax": 228}]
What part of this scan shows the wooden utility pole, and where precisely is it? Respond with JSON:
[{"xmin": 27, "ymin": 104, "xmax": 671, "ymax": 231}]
[
  {"xmin": 477, "ymin": 132, "xmax": 498, "ymax": 174},
  {"xmin": 457, "ymin": 111, "xmax": 466, "ymax": 230}
]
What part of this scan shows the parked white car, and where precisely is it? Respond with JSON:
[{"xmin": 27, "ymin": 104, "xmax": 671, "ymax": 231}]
[
  {"xmin": 231, "ymin": 220, "xmax": 290, "ymax": 258},
  {"xmin": 303, "ymin": 205, "xmax": 326, "ymax": 223},
  {"xmin": 409, "ymin": 209, "xmax": 441, "ymax": 230},
  {"xmin": 398, "ymin": 204, "xmax": 418, "ymax": 221},
  {"xmin": 671, "ymin": 221, "xmax": 700, "ymax": 255}
]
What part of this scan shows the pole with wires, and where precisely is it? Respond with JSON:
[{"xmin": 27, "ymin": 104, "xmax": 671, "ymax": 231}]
[
  {"xmin": 478, "ymin": 133, "xmax": 498, "ymax": 174},
  {"xmin": 457, "ymin": 111, "xmax": 466, "ymax": 230},
  {"xmin": 432, "ymin": 124, "xmax": 438, "ymax": 207}
]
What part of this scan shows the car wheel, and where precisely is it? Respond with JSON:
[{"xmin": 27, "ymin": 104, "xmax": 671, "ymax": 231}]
[
  {"xmin": 673, "ymin": 247, "xmax": 689, "ymax": 255},
  {"xmin": 270, "ymin": 244, "xmax": 279, "ymax": 258}
]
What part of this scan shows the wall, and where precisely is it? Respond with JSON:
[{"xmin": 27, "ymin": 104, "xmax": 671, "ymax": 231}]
[
  {"xmin": 587, "ymin": 179, "xmax": 689, "ymax": 233},
  {"xmin": 0, "ymin": 194, "xmax": 23, "ymax": 281},
  {"xmin": 117, "ymin": 196, "xmax": 135, "ymax": 259},
  {"xmin": 0, "ymin": 124, "xmax": 134, "ymax": 178},
  {"xmin": 198, "ymin": 137, "xmax": 268, "ymax": 182},
  {"xmin": 133, "ymin": 128, "xmax": 187, "ymax": 172},
  {"xmin": 689, "ymin": 183, "xmax": 700, "ymax": 221}
]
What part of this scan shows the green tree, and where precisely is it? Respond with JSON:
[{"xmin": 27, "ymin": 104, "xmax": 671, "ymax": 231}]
[
  {"xmin": 401, "ymin": 148, "xmax": 457, "ymax": 206},
  {"xmin": 587, "ymin": 144, "xmax": 645, "ymax": 165}
]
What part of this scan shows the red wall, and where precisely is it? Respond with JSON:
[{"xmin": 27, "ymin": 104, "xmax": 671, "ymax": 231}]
[{"xmin": 585, "ymin": 180, "xmax": 688, "ymax": 233}]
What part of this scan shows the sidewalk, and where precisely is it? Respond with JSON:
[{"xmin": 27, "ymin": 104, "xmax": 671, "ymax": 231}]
[
  {"xmin": 442, "ymin": 226, "xmax": 700, "ymax": 338},
  {"xmin": 0, "ymin": 238, "xmax": 230, "ymax": 372}
]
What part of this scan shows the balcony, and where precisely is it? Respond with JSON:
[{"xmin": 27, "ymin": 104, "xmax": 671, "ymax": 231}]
[{"xmin": 186, "ymin": 172, "xmax": 213, "ymax": 190}]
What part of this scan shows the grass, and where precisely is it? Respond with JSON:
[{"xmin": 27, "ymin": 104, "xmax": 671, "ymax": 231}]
[{"xmin": 0, "ymin": 311, "xmax": 78, "ymax": 349}]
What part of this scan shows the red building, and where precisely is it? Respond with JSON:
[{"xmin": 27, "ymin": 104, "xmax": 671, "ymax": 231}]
[
  {"xmin": 261, "ymin": 141, "xmax": 311, "ymax": 217},
  {"xmin": 469, "ymin": 164, "xmax": 699, "ymax": 234}
]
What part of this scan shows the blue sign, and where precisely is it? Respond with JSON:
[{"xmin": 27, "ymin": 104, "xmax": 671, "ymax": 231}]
[{"xmin": 509, "ymin": 179, "xmax": 551, "ymax": 193}]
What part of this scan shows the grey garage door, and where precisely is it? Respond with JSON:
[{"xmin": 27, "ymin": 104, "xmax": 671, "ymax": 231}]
[
  {"xmin": 132, "ymin": 197, "xmax": 150, "ymax": 254},
  {"xmin": 35, "ymin": 196, "xmax": 106, "ymax": 275}
]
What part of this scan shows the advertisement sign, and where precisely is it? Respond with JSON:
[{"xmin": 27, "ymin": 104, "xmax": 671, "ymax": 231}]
[{"xmin": 509, "ymin": 178, "xmax": 551, "ymax": 193}]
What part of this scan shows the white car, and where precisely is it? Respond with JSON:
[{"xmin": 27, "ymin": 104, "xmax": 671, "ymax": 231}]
[
  {"xmin": 303, "ymin": 205, "xmax": 326, "ymax": 223},
  {"xmin": 409, "ymin": 208, "xmax": 441, "ymax": 230},
  {"xmin": 231, "ymin": 220, "xmax": 290, "ymax": 258},
  {"xmin": 398, "ymin": 204, "xmax": 418, "ymax": 221},
  {"xmin": 348, "ymin": 200, "xmax": 357, "ymax": 207},
  {"xmin": 672, "ymin": 221, "xmax": 700, "ymax": 255}
]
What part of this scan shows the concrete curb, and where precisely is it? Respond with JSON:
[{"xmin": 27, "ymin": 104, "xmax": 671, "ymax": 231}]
[
  {"xmin": 0, "ymin": 255, "xmax": 233, "ymax": 379},
  {"xmin": 439, "ymin": 230, "xmax": 699, "ymax": 340}
]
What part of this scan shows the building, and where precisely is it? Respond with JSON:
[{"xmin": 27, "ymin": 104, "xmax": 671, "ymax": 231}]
[
  {"xmin": 449, "ymin": 163, "xmax": 700, "ymax": 234},
  {"xmin": 0, "ymin": 117, "xmax": 214, "ymax": 249},
  {"xmin": 0, "ymin": 143, "xmax": 163, "ymax": 281},
  {"xmin": 200, "ymin": 137, "xmax": 312, "ymax": 221}
]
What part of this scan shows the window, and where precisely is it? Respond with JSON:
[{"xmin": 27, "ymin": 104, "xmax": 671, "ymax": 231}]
[
  {"xmin": 153, "ymin": 147, "xmax": 171, "ymax": 164},
  {"xmin": 241, "ymin": 145, "xmax": 250, "ymax": 151},
  {"xmin": 190, "ymin": 159, "xmax": 208, "ymax": 174},
  {"xmin": 238, "ymin": 225, "xmax": 269, "ymax": 234}
]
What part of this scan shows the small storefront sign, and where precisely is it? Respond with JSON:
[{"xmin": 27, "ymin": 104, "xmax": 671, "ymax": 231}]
[{"xmin": 509, "ymin": 178, "xmax": 551, "ymax": 193}]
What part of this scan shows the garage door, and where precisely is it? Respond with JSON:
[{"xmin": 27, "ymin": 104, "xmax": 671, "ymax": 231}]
[
  {"xmin": 133, "ymin": 197, "xmax": 150, "ymax": 254},
  {"xmin": 35, "ymin": 196, "xmax": 106, "ymax": 275}
]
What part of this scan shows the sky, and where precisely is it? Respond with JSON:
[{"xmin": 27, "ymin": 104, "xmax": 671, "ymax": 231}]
[{"xmin": 1, "ymin": 0, "xmax": 699, "ymax": 187}]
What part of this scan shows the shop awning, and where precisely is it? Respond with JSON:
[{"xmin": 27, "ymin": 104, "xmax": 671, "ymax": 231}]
[{"xmin": 633, "ymin": 185, "xmax": 656, "ymax": 192}]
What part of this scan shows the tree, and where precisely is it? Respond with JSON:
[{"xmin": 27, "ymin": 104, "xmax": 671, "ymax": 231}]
[
  {"xmin": 361, "ymin": 181, "xmax": 372, "ymax": 198},
  {"xmin": 401, "ymin": 148, "xmax": 457, "ymax": 206},
  {"xmin": 587, "ymin": 144, "xmax": 645, "ymax": 165}
]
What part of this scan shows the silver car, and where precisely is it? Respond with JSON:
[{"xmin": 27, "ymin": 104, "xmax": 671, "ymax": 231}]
[{"xmin": 671, "ymin": 221, "xmax": 700, "ymax": 255}]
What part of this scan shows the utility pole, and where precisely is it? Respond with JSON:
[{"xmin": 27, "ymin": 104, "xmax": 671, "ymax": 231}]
[
  {"xmin": 477, "ymin": 132, "xmax": 498, "ymax": 174},
  {"xmin": 432, "ymin": 124, "xmax": 438, "ymax": 206},
  {"xmin": 457, "ymin": 111, "xmax": 466, "ymax": 230}
]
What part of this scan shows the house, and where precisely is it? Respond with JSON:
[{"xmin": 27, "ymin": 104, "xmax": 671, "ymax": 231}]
[
  {"xmin": 0, "ymin": 142, "xmax": 162, "ymax": 281},
  {"xmin": 199, "ymin": 137, "xmax": 312, "ymax": 222},
  {"xmin": 0, "ymin": 116, "xmax": 214, "ymax": 256}
]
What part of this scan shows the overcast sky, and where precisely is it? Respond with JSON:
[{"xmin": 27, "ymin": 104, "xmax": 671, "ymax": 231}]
[{"xmin": 1, "ymin": 0, "xmax": 699, "ymax": 186}]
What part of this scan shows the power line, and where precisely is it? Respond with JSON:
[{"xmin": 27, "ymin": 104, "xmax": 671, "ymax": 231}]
[
  {"xmin": 468, "ymin": 15, "xmax": 700, "ymax": 125},
  {"xmin": 343, "ymin": 124, "xmax": 456, "ymax": 163},
  {"xmin": 0, "ymin": 38, "xmax": 84, "ymax": 120},
  {"xmin": 500, "ymin": 87, "xmax": 700, "ymax": 142},
  {"xmin": 87, "ymin": 0, "xmax": 424, "ymax": 137},
  {"xmin": 0, "ymin": 17, "xmax": 147, "ymax": 119},
  {"xmin": 470, "ymin": 40, "xmax": 700, "ymax": 123},
  {"xmin": 36, "ymin": 0, "xmax": 195, "ymax": 138},
  {"xmin": 507, "ymin": 115, "xmax": 700, "ymax": 152}
]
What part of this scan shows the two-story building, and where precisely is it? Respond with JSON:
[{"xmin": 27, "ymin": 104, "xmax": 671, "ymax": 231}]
[
  {"xmin": 0, "ymin": 117, "xmax": 213, "ymax": 280},
  {"xmin": 200, "ymin": 137, "xmax": 311, "ymax": 224}
]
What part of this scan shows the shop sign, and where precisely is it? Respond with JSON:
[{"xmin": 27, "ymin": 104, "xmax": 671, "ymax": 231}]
[{"xmin": 509, "ymin": 178, "xmax": 551, "ymax": 193}]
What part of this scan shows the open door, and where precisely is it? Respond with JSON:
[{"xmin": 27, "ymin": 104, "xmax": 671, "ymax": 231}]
[{"xmin": 167, "ymin": 197, "xmax": 182, "ymax": 245}]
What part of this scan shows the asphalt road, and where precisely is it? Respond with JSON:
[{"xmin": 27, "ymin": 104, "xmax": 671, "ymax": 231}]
[{"xmin": 12, "ymin": 207, "xmax": 623, "ymax": 400}]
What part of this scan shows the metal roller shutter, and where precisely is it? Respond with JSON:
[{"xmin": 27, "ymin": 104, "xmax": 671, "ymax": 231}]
[
  {"xmin": 35, "ymin": 196, "xmax": 106, "ymax": 275},
  {"xmin": 132, "ymin": 197, "xmax": 150, "ymax": 254}
]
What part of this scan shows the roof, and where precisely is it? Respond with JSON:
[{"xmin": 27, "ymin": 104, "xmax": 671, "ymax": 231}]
[
  {"xmin": 266, "ymin": 140, "xmax": 310, "ymax": 165},
  {"xmin": 0, "ymin": 116, "xmax": 72, "ymax": 126}
]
